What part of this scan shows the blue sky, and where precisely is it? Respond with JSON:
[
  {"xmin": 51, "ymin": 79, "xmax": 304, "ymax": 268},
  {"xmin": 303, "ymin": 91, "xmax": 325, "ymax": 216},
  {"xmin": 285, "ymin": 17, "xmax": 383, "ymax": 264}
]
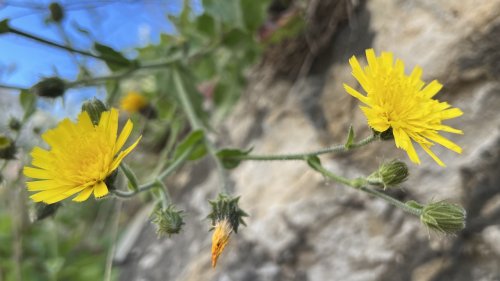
[{"xmin": 0, "ymin": 0, "xmax": 200, "ymax": 117}]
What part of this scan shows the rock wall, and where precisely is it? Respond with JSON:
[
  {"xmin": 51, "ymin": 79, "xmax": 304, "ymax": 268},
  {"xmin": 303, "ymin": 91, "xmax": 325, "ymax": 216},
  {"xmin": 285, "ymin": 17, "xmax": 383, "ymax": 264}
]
[{"xmin": 119, "ymin": 0, "xmax": 500, "ymax": 280}]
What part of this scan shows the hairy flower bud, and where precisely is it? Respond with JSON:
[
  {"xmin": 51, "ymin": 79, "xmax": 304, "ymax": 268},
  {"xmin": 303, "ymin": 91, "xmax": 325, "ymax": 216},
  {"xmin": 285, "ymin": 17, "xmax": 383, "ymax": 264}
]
[
  {"xmin": 420, "ymin": 201, "xmax": 466, "ymax": 235},
  {"xmin": 81, "ymin": 98, "xmax": 108, "ymax": 125},
  {"xmin": 151, "ymin": 205, "xmax": 185, "ymax": 237},
  {"xmin": 8, "ymin": 117, "xmax": 22, "ymax": 131},
  {"xmin": 49, "ymin": 2, "xmax": 64, "ymax": 22},
  {"xmin": 0, "ymin": 135, "xmax": 16, "ymax": 160},
  {"xmin": 31, "ymin": 202, "xmax": 61, "ymax": 222},
  {"xmin": 31, "ymin": 77, "xmax": 66, "ymax": 98},
  {"xmin": 368, "ymin": 160, "xmax": 409, "ymax": 188}
]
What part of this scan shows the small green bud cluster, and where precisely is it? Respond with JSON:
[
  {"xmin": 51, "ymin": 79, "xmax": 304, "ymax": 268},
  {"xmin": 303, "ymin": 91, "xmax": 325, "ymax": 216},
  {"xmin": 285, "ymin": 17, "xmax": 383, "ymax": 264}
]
[
  {"xmin": 207, "ymin": 193, "xmax": 248, "ymax": 233},
  {"xmin": 368, "ymin": 160, "xmax": 409, "ymax": 188},
  {"xmin": 151, "ymin": 204, "xmax": 185, "ymax": 237}
]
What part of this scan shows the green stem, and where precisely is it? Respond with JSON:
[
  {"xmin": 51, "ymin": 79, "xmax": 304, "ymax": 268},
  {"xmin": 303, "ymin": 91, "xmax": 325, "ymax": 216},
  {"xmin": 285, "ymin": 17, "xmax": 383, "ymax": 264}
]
[
  {"xmin": 111, "ymin": 146, "xmax": 193, "ymax": 198},
  {"xmin": 308, "ymin": 159, "xmax": 421, "ymax": 216},
  {"xmin": 8, "ymin": 27, "xmax": 129, "ymax": 66},
  {"xmin": 155, "ymin": 180, "xmax": 172, "ymax": 210},
  {"xmin": 172, "ymin": 68, "xmax": 229, "ymax": 192},
  {"xmin": 0, "ymin": 84, "xmax": 28, "ymax": 91},
  {"xmin": 235, "ymin": 134, "xmax": 379, "ymax": 161}
]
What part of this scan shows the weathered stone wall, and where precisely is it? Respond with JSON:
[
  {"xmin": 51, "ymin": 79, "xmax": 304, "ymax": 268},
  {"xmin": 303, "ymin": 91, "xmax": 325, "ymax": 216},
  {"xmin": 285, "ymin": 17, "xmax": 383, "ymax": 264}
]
[{"xmin": 119, "ymin": 1, "xmax": 500, "ymax": 280}]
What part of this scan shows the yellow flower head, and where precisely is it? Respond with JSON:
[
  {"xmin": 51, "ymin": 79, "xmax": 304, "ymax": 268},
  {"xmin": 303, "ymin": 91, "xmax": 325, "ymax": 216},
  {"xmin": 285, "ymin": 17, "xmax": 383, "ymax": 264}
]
[
  {"xmin": 120, "ymin": 91, "xmax": 148, "ymax": 113},
  {"xmin": 211, "ymin": 218, "xmax": 232, "ymax": 268},
  {"xmin": 344, "ymin": 49, "xmax": 463, "ymax": 166},
  {"xmin": 23, "ymin": 108, "xmax": 141, "ymax": 204}
]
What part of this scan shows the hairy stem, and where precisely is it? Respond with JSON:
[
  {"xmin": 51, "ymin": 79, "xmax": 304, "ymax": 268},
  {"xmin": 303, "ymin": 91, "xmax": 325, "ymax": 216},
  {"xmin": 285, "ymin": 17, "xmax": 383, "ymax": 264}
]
[{"xmin": 308, "ymin": 158, "xmax": 422, "ymax": 216}]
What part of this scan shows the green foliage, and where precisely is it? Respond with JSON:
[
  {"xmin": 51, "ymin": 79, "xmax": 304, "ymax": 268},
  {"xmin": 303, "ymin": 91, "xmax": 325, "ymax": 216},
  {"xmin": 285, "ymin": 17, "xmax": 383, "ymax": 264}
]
[
  {"xmin": 173, "ymin": 130, "xmax": 207, "ymax": 161},
  {"xmin": 19, "ymin": 90, "xmax": 37, "ymax": 120},
  {"xmin": 344, "ymin": 125, "xmax": 355, "ymax": 149},
  {"xmin": 93, "ymin": 43, "xmax": 137, "ymax": 71},
  {"xmin": 216, "ymin": 148, "xmax": 253, "ymax": 169}
]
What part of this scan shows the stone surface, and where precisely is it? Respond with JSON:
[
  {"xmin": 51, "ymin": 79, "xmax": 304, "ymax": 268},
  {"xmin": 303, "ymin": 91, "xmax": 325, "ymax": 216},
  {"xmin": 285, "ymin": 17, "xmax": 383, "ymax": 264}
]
[{"xmin": 119, "ymin": 0, "xmax": 500, "ymax": 280}]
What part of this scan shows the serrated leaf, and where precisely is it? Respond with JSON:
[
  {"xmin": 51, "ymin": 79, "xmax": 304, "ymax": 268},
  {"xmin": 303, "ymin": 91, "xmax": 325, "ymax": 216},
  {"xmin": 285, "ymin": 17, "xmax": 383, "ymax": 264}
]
[
  {"xmin": 173, "ymin": 130, "xmax": 207, "ymax": 161},
  {"xmin": 216, "ymin": 147, "xmax": 253, "ymax": 169},
  {"xmin": 344, "ymin": 125, "xmax": 355, "ymax": 149},
  {"xmin": 19, "ymin": 90, "xmax": 37, "ymax": 120},
  {"xmin": 93, "ymin": 43, "xmax": 135, "ymax": 71}
]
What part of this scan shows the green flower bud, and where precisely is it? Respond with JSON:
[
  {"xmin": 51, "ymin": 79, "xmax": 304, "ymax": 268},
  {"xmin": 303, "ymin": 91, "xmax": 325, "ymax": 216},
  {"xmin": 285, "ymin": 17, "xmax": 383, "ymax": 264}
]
[
  {"xmin": 31, "ymin": 77, "xmax": 66, "ymax": 98},
  {"xmin": 81, "ymin": 98, "xmax": 108, "ymax": 125},
  {"xmin": 420, "ymin": 201, "xmax": 466, "ymax": 235},
  {"xmin": 0, "ymin": 19, "xmax": 9, "ymax": 34},
  {"xmin": 49, "ymin": 2, "xmax": 64, "ymax": 22},
  {"xmin": 8, "ymin": 117, "xmax": 22, "ymax": 131},
  {"xmin": 368, "ymin": 160, "xmax": 409, "ymax": 189},
  {"xmin": 31, "ymin": 202, "xmax": 61, "ymax": 222},
  {"xmin": 207, "ymin": 193, "xmax": 248, "ymax": 234},
  {"xmin": 0, "ymin": 135, "xmax": 16, "ymax": 160},
  {"xmin": 151, "ymin": 204, "xmax": 185, "ymax": 237}
]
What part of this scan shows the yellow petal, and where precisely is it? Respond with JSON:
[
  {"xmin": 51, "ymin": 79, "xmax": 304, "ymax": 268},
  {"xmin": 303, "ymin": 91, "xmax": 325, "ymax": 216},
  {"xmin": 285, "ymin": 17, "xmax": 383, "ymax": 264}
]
[
  {"xmin": 93, "ymin": 181, "xmax": 108, "ymax": 198},
  {"xmin": 420, "ymin": 80, "xmax": 442, "ymax": 99},
  {"xmin": 24, "ymin": 167, "xmax": 52, "ymax": 180},
  {"xmin": 114, "ymin": 119, "xmax": 133, "ymax": 154},
  {"xmin": 419, "ymin": 143, "xmax": 445, "ymax": 167},
  {"xmin": 422, "ymin": 131, "xmax": 462, "ymax": 154},
  {"xmin": 72, "ymin": 187, "xmax": 94, "ymax": 202},
  {"xmin": 110, "ymin": 135, "xmax": 142, "ymax": 171},
  {"xmin": 343, "ymin": 84, "xmax": 370, "ymax": 105}
]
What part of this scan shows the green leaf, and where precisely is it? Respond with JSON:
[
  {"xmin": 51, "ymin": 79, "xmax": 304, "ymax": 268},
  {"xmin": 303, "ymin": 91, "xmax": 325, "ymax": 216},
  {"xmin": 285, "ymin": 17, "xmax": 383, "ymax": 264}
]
[
  {"xmin": 240, "ymin": 0, "xmax": 269, "ymax": 31},
  {"xmin": 196, "ymin": 13, "xmax": 216, "ymax": 37},
  {"xmin": 173, "ymin": 130, "xmax": 207, "ymax": 161},
  {"xmin": 19, "ymin": 90, "xmax": 37, "ymax": 120},
  {"xmin": 216, "ymin": 147, "xmax": 253, "ymax": 169},
  {"xmin": 344, "ymin": 125, "xmax": 355, "ymax": 149},
  {"xmin": 0, "ymin": 19, "xmax": 10, "ymax": 34},
  {"xmin": 93, "ymin": 43, "xmax": 136, "ymax": 71},
  {"xmin": 202, "ymin": 0, "xmax": 244, "ymax": 29},
  {"xmin": 306, "ymin": 155, "xmax": 322, "ymax": 171},
  {"xmin": 120, "ymin": 163, "xmax": 139, "ymax": 192}
]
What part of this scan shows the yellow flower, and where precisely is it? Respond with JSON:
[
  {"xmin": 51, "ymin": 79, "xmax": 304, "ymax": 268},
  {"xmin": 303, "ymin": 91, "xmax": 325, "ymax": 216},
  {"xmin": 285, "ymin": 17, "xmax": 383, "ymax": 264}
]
[
  {"xmin": 120, "ymin": 91, "xmax": 148, "ymax": 113},
  {"xmin": 23, "ymin": 108, "xmax": 141, "ymax": 204},
  {"xmin": 344, "ymin": 49, "xmax": 463, "ymax": 166},
  {"xmin": 211, "ymin": 219, "xmax": 232, "ymax": 268}
]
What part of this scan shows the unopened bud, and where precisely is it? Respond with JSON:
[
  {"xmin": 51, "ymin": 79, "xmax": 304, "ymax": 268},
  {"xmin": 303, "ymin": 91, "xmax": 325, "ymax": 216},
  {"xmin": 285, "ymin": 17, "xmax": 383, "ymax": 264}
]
[
  {"xmin": 420, "ymin": 201, "xmax": 466, "ymax": 235},
  {"xmin": 49, "ymin": 2, "xmax": 64, "ymax": 22},
  {"xmin": 0, "ymin": 135, "xmax": 16, "ymax": 160},
  {"xmin": 368, "ymin": 160, "xmax": 409, "ymax": 188},
  {"xmin": 31, "ymin": 202, "xmax": 61, "ymax": 222},
  {"xmin": 8, "ymin": 117, "xmax": 22, "ymax": 131},
  {"xmin": 31, "ymin": 77, "xmax": 66, "ymax": 98},
  {"xmin": 81, "ymin": 98, "xmax": 107, "ymax": 125},
  {"xmin": 151, "ymin": 204, "xmax": 185, "ymax": 237}
]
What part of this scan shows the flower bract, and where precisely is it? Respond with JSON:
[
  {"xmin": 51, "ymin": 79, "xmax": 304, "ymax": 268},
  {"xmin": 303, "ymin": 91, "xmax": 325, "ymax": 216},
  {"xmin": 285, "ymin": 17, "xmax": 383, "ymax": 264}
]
[
  {"xmin": 24, "ymin": 108, "xmax": 141, "ymax": 204},
  {"xmin": 344, "ymin": 49, "xmax": 463, "ymax": 166}
]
